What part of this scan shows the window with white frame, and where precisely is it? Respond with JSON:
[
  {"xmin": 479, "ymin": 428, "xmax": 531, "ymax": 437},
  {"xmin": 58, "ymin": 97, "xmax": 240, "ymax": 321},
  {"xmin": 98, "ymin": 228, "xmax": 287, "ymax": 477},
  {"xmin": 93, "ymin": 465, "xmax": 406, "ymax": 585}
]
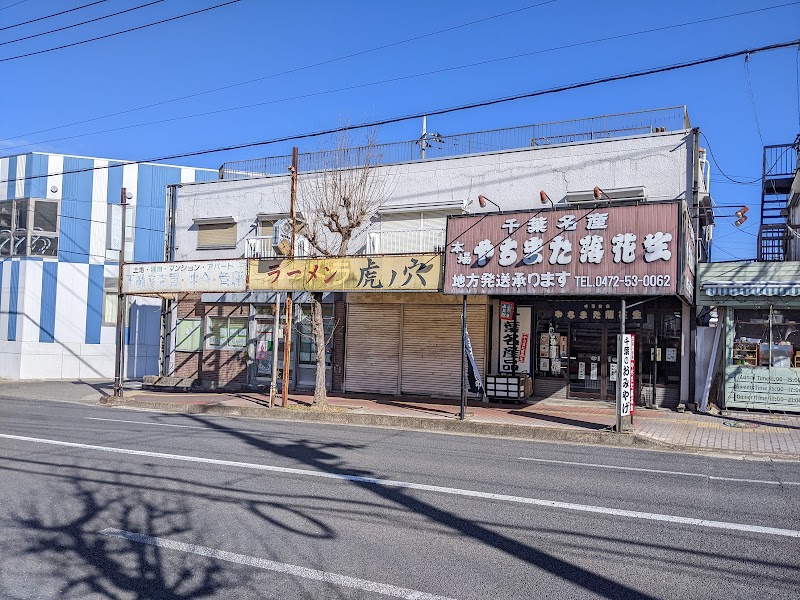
[
  {"xmin": 0, "ymin": 198, "xmax": 59, "ymax": 257},
  {"xmin": 102, "ymin": 278, "xmax": 118, "ymax": 326},
  {"xmin": 206, "ymin": 316, "xmax": 248, "ymax": 350}
]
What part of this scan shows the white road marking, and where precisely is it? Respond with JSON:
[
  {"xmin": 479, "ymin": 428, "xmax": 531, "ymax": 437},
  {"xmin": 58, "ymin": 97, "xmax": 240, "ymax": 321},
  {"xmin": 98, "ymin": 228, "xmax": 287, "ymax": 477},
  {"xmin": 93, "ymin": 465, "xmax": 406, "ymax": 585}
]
[
  {"xmin": 100, "ymin": 528, "xmax": 455, "ymax": 600},
  {"xmin": 1, "ymin": 432, "xmax": 798, "ymax": 539},
  {"xmin": 518, "ymin": 457, "xmax": 800, "ymax": 486}
]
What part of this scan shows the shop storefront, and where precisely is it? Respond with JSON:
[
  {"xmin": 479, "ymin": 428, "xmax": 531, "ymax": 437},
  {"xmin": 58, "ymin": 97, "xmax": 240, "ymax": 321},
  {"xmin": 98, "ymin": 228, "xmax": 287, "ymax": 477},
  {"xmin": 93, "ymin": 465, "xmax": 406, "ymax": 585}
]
[
  {"xmin": 444, "ymin": 200, "xmax": 694, "ymax": 407},
  {"xmin": 247, "ymin": 252, "xmax": 450, "ymax": 396},
  {"xmin": 344, "ymin": 293, "xmax": 487, "ymax": 397},
  {"xmin": 698, "ymin": 261, "xmax": 800, "ymax": 412}
]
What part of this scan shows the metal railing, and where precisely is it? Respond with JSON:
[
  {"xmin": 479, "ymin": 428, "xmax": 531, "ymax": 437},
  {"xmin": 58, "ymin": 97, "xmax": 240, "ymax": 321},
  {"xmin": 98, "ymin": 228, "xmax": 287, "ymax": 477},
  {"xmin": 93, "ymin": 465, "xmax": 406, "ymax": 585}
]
[
  {"xmin": 245, "ymin": 236, "xmax": 279, "ymax": 259},
  {"xmin": 367, "ymin": 229, "xmax": 446, "ymax": 254},
  {"xmin": 221, "ymin": 106, "xmax": 690, "ymax": 179},
  {"xmin": 763, "ymin": 139, "xmax": 800, "ymax": 179}
]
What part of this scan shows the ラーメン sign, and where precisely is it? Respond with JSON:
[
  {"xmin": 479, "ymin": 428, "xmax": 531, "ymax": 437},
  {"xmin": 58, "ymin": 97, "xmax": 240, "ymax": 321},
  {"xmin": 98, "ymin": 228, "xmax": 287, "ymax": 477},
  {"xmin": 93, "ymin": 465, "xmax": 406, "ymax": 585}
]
[
  {"xmin": 248, "ymin": 254, "xmax": 442, "ymax": 292},
  {"xmin": 443, "ymin": 201, "xmax": 683, "ymax": 296}
]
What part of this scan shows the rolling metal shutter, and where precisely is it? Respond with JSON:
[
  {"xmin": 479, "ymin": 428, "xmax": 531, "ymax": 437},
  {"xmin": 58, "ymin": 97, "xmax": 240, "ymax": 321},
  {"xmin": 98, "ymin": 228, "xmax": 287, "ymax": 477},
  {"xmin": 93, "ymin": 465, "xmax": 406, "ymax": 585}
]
[
  {"xmin": 400, "ymin": 304, "xmax": 487, "ymax": 397},
  {"xmin": 344, "ymin": 304, "xmax": 401, "ymax": 394}
]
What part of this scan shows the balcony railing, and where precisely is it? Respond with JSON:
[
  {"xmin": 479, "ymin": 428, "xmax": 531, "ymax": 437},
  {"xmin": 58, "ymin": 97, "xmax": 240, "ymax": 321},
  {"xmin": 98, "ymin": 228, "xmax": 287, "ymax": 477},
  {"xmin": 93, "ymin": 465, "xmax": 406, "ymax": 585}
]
[
  {"xmin": 367, "ymin": 229, "xmax": 446, "ymax": 254},
  {"xmin": 221, "ymin": 106, "xmax": 690, "ymax": 179},
  {"xmin": 245, "ymin": 236, "xmax": 309, "ymax": 259},
  {"xmin": 245, "ymin": 236, "xmax": 279, "ymax": 259}
]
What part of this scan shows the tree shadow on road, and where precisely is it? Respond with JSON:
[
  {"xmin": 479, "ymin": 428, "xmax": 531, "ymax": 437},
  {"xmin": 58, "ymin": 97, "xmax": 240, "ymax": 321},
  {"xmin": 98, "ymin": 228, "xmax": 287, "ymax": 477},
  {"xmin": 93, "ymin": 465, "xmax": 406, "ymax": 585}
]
[
  {"xmin": 3, "ymin": 476, "xmax": 239, "ymax": 599},
  {"xmin": 183, "ymin": 415, "xmax": 658, "ymax": 600}
]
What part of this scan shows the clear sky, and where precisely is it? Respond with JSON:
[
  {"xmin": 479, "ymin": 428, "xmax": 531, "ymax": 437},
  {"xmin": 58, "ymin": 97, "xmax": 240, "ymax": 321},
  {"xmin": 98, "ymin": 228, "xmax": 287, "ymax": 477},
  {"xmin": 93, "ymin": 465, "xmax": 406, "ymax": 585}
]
[{"xmin": 0, "ymin": 0, "xmax": 798, "ymax": 261}]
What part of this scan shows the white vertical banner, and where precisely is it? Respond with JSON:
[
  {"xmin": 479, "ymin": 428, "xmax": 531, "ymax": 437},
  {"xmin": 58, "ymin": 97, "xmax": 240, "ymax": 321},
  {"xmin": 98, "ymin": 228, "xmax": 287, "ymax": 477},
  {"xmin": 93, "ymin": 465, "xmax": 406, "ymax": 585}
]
[
  {"xmin": 498, "ymin": 305, "xmax": 531, "ymax": 374},
  {"xmin": 618, "ymin": 334, "xmax": 635, "ymax": 417}
]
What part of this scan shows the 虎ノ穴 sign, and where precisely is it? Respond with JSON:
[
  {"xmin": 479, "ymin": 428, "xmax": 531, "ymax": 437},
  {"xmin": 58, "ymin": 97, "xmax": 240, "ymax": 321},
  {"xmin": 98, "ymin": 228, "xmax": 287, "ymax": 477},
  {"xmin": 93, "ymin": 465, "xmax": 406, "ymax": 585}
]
[
  {"xmin": 443, "ymin": 201, "xmax": 683, "ymax": 296},
  {"xmin": 248, "ymin": 253, "xmax": 442, "ymax": 292}
]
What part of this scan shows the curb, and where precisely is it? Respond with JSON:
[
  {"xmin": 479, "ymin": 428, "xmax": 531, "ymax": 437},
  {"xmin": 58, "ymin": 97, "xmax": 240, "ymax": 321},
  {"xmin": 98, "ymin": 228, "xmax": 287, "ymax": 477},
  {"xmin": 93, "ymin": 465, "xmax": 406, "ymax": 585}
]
[{"xmin": 99, "ymin": 396, "xmax": 675, "ymax": 451}]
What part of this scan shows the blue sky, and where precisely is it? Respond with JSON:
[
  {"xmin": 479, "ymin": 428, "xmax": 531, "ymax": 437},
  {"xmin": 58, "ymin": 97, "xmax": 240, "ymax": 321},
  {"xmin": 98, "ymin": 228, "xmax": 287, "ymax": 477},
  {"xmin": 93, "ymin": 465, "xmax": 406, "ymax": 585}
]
[{"xmin": 0, "ymin": 0, "xmax": 798, "ymax": 261}]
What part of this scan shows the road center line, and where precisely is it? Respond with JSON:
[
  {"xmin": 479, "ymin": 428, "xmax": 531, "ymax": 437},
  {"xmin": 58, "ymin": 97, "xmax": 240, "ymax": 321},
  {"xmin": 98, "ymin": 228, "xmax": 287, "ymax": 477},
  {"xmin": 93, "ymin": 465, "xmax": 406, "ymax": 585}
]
[
  {"xmin": 517, "ymin": 457, "xmax": 800, "ymax": 486},
  {"xmin": 100, "ymin": 528, "xmax": 455, "ymax": 600},
  {"xmin": 2, "ymin": 432, "xmax": 798, "ymax": 539}
]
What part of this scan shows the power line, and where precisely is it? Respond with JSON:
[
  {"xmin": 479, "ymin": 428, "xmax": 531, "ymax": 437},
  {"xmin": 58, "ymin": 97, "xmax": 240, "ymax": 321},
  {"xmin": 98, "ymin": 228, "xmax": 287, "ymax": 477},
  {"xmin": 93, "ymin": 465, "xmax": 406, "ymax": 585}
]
[
  {"xmin": 0, "ymin": 0, "xmax": 241, "ymax": 64},
  {"xmin": 8, "ymin": 2, "xmax": 800, "ymax": 153},
  {"xmin": 0, "ymin": 0, "xmax": 29, "ymax": 12},
  {"xmin": 4, "ymin": 0, "xmax": 561, "ymax": 142},
  {"xmin": 743, "ymin": 54, "xmax": 765, "ymax": 146},
  {"xmin": 0, "ymin": 0, "xmax": 165, "ymax": 49},
  {"xmin": 1, "ymin": 37, "xmax": 799, "ymax": 187},
  {"xmin": 0, "ymin": 0, "xmax": 110, "ymax": 33}
]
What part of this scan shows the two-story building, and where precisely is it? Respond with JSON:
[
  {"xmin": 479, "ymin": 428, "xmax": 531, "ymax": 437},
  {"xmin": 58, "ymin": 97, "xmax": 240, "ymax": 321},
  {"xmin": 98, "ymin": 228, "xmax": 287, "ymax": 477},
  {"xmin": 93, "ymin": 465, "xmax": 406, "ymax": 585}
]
[{"xmin": 162, "ymin": 107, "xmax": 712, "ymax": 408}]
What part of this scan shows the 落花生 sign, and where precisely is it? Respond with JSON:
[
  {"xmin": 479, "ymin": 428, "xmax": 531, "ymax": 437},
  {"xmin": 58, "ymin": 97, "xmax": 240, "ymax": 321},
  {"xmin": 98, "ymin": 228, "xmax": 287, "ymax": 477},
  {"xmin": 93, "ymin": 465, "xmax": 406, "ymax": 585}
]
[{"xmin": 443, "ymin": 202, "xmax": 682, "ymax": 296}]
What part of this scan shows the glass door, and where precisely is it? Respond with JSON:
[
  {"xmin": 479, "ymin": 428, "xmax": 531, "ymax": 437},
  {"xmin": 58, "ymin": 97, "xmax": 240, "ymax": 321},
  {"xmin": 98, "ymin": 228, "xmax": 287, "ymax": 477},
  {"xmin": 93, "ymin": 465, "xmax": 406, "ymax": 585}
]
[
  {"xmin": 569, "ymin": 325, "xmax": 604, "ymax": 399},
  {"xmin": 254, "ymin": 317, "xmax": 275, "ymax": 381}
]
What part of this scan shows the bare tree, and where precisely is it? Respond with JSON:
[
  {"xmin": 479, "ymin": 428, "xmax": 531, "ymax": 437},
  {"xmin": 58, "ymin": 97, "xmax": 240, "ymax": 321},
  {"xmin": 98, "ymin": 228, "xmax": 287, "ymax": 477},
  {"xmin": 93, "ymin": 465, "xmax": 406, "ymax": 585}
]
[{"xmin": 296, "ymin": 130, "xmax": 391, "ymax": 407}]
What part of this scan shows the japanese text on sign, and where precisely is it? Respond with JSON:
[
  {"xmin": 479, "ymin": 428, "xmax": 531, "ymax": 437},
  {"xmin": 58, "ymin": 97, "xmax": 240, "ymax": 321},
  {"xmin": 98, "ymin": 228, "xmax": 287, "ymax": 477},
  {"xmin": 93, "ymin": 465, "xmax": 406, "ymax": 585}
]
[
  {"xmin": 618, "ymin": 334, "xmax": 635, "ymax": 417},
  {"xmin": 248, "ymin": 254, "xmax": 442, "ymax": 292},
  {"xmin": 444, "ymin": 202, "xmax": 681, "ymax": 296},
  {"xmin": 123, "ymin": 260, "xmax": 247, "ymax": 294}
]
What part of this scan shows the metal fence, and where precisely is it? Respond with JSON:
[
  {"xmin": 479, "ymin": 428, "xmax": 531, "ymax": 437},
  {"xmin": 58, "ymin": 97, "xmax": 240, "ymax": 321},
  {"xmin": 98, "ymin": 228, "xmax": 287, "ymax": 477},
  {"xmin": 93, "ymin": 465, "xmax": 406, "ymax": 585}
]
[
  {"xmin": 220, "ymin": 106, "xmax": 690, "ymax": 180},
  {"xmin": 366, "ymin": 229, "xmax": 446, "ymax": 254},
  {"xmin": 763, "ymin": 139, "xmax": 800, "ymax": 179}
]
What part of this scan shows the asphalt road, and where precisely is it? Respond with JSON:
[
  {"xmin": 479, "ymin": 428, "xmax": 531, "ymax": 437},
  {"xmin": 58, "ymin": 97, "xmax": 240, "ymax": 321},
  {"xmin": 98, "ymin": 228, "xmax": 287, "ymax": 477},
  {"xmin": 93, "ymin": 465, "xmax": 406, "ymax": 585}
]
[{"xmin": 0, "ymin": 394, "xmax": 798, "ymax": 599}]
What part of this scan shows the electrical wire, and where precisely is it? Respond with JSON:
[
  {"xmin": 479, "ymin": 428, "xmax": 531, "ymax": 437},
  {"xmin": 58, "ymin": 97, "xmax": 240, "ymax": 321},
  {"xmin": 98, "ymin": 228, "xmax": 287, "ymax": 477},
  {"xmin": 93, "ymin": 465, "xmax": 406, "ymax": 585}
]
[
  {"xmin": 7, "ymin": 0, "xmax": 798, "ymax": 146},
  {"xmin": 743, "ymin": 54, "xmax": 765, "ymax": 146},
  {"xmin": 5, "ymin": 0, "xmax": 561, "ymax": 142},
  {"xmin": 0, "ymin": 0, "xmax": 110, "ymax": 33},
  {"xmin": 700, "ymin": 131, "xmax": 797, "ymax": 185},
  {"xmin": 0, "ymin": 0, "xmax": 241, "ymax": 64},
  {"xmin": 0, "ymin": 0, "xmax": 165, "ymax": 49},
  {"xmin": 796, "ymin": 46, "xmax": 800, "ymax": 130},
  {"xmin": 3, "ymin": 37, "xmax": 798, "ymax": 189},
  {"xmin": 0, "ymin": 1, "xmax": 29, "ymax": 12},
  {"xmin": 6, "ymin": 3, "xmax": 800, "ymax": 153}
]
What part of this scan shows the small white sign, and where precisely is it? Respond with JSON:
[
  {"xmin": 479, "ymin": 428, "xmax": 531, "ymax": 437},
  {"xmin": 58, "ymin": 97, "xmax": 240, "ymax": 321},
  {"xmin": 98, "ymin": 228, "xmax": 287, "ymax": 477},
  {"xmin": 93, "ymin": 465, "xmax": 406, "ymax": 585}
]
[
  {"xmin": 609, "ymin": 361, "xmax": 618, "ymax": 382},
  {"xmin": 666, "ymin": 348, "xmax": 677, "ymax": 362},
  {"xmin": 578, "ymin": 362, "xmax": 586, "ymax": 380},
  {"xmin": 107, "ymin": 204, "xmax": 123, "ymax": 252},
  {"xmin": 590, "ymin": 362, "xmax": 598, "ymax": 381}
]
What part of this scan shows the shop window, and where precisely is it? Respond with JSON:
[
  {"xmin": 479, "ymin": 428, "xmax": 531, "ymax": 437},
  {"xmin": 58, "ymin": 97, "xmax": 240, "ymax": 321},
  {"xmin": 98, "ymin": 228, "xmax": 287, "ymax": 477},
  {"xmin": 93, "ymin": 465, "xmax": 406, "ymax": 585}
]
[
  {"xmin": 733, "ymin": 309, "xmax": 800, "ymax": 368},
  {"xmin": 0, "ymin": 198, "xmax": 59, "ymax": 258},
  {"xmin": 296, "ymin": 304, "xmax": 334, "ymax": 365},
  {"xmin": 175, "ymin": 318, "xmax": 203, "ymax": 352},
  {"xmin": 207, "ymin": 316, "xmax": 248, "ymax": 350}
]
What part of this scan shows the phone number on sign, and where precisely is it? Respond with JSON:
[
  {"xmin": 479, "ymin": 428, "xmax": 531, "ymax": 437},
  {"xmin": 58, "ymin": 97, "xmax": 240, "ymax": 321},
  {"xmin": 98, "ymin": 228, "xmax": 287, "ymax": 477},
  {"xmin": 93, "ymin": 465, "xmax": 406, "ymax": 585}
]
[{"xmin": 575, "ymin": 275, "xmax": 672, "ymax": 288}]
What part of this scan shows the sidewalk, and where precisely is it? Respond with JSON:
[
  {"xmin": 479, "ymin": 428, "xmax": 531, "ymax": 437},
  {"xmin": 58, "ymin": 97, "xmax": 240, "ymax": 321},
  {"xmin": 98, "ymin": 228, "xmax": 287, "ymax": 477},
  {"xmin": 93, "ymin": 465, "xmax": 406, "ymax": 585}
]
[{"xmin": 100, "ymin": 388, "xmax": 800, "ymax": 459}]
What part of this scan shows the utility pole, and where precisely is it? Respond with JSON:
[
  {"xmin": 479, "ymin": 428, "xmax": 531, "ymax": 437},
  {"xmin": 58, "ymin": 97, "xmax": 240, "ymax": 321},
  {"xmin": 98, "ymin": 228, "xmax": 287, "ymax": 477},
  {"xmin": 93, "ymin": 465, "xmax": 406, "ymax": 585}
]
[
  {"xmin": 459, "ymin": 294, "xmax": 467, "ymax": 420},
  {"xmin": 420, "ymin": 115, "xmax": 428, "ymax": 160},
  {"xmin": 113, "ymin": 188, "xmax": 128, "ymax": 398},
  {"xmin": 282, "ymin": 147, "xmax": 299, "ymax": 407}
]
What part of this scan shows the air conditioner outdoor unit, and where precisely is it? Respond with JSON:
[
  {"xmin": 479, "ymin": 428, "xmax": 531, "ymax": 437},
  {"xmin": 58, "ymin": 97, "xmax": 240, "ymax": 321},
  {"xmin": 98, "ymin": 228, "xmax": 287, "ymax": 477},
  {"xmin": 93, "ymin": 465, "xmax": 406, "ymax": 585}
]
[{"xmin": 272, "ymin": 219, "xmax": 292, "ymax": 247}]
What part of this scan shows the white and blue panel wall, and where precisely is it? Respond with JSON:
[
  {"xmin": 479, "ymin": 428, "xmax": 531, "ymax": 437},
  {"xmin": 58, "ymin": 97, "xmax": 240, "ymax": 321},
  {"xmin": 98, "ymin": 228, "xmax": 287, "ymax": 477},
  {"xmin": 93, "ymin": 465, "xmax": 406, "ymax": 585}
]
[{"xmin": 0, "ymin": 152, "xmax": 216, "ymax": 379}]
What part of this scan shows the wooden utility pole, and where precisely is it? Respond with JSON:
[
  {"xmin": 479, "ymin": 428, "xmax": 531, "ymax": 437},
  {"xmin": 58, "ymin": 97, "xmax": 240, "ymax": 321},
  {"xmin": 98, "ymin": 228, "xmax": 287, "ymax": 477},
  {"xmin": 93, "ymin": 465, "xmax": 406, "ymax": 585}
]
[
  {"xmin": 113, "ymin": 188, "xmax": 128, "ymax": 398},
  {"xmin": 281, "ymin": 147, "xmax": 299, "ymax": 407}
]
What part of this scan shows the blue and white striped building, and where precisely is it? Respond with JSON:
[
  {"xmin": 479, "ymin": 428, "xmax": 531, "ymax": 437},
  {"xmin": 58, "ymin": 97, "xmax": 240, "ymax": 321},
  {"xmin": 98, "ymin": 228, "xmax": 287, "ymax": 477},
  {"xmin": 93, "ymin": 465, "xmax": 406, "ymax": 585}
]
[{"xmin": 0, "ymin": 152, "xmax": 216, "ymax": 379}]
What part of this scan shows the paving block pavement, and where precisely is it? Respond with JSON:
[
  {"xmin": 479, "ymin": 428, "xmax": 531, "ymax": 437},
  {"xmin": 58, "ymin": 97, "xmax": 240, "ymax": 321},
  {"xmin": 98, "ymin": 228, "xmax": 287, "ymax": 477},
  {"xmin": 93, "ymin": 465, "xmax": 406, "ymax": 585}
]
[{"xmin": 91, "ymin": 388, "xmax": 800, "ymax": 459}]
